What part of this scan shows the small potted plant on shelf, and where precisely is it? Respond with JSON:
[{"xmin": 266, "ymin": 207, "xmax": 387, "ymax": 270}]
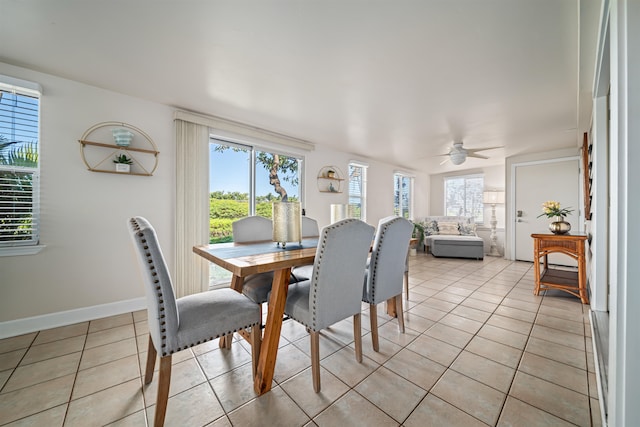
[{"xmin": 113, "ymin": 154, "xmax": 133, "ymax": 173}]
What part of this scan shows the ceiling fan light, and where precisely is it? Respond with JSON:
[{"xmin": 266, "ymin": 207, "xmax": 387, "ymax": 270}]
[{"xmin": 450, "ymin": 151, "xmax": 466, "ymax": 165}]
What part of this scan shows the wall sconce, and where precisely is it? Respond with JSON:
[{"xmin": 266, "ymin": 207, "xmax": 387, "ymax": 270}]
[
  {"xmin": 272, "ymin": 201, "xmax": 302, "ymax": 248},
  {"xmin": 483, "ymin": 190, "xmax": 505, "ymax": 257}
]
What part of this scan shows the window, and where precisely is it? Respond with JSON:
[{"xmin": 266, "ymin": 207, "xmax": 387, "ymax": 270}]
[
  {"xmin": 209, "ymin": 139, "xmax": 302, "ymax": 243},
  {"xmin": 348, "ymin": 162, "xmax": 367, "ymax": 221},
  {"xmin": 394, "ymin": 173, "xmax": 413, "ymax": 219},
  {"xmin": 444, "ymin": 174, "xmax": 484, "ymax": 223},
  {"xmin": 0, "ymin": 77, "xmax": 41, "ymax": 254}
]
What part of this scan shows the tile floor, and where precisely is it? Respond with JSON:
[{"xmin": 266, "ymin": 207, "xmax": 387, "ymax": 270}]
[{"xmin": 0, "ymin": 254, "xmax": 602, "ymax": 426}]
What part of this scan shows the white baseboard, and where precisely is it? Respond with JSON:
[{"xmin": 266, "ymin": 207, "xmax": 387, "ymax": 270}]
[{"xmin": 0, "ymin": 297, "xmax": 147, "ymax": 339}]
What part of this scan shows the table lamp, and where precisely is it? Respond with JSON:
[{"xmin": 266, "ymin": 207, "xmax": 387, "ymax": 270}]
[{"xmin": 272, "ymin": 201, "xmax": 302, "ymax": 248}]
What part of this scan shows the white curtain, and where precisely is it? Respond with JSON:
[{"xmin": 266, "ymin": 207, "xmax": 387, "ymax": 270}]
[{"xmin": 175, "ymin": 119, "xmax": 209, "ymax": 297}]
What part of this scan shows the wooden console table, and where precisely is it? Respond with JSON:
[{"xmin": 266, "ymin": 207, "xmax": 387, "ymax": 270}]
[{"xmin": 531, "ymin": 233, "xmax": 589, "ymax": 304}]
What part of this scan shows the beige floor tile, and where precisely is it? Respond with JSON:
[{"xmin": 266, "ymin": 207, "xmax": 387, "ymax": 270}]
[
  {"xmin": 591, "ymin": 397, "xmax": 604, "ymax": 427},
  {"xmin": 425, "ymin": 323, "xmax": 473, "ymax": 349},
  {"xmin": 33, "ymin": 323, "xmax": 88, "ymax": 345},
  {"xmin": 272, "ymin": 342, "xmax": 312, "ymax": 383},
  {"xmin": 538, "ymin": 303, "xmax": 586, "ymax": 322},
  {"xmin": 20, "ymin": 335, "xmax": 86, "ymax": 366},
  {"xmin": 431, "ymin": 370, "xmax": 506, "ymax": 425},
  {"xmin": 313, "ymin": 389, "xmax": 397, "ymax": 427},
  {"xmin": 104, "ymin": 409, "xmax": 147, "ymax": 426},
  {"xmin": 460, "ymin": 297, "xmax": 499, "ymax": 313},
  {"xmin": 280, "ymin": 366, "xmax": 349, "ymax": 418},
  {"xmin": 84, "ymin": 324, "xmax": 136, "ymax": 349},
  {"xmin": 228, "ymin": 386, "xmax": 310, "ymax": 427},
  {"xmin": 197, "ymin": 344, "xmax": 252, "ymax": 380},
  {"xmin": 466, "ymin": 336, "xmax": 523, "ymax": 368},
  {"xmin": 500, "ymin": 297, "xmax": 540, "ymax": 313},
  {"xmin": 376, "ymin": 320, "xmax": 420, "ymax": 347},
  {"xmin": 143, "ymin": 357, "xmax": 207, "ymax": 403},
  {"xmin": 0, "ymin": 374, "xmax": 74, "ymax": 424},
  {"xmin": 406, "ymin": 335, "xmax": 462, "ymax": 366},
  {"xmin": 355, "ymin": 366, "xmax": 427, "ymax": 423},
  {"xmin": 468, "ymin": 291, "xmax": 504, "ymax": 304},
  {"xmin": 209, "ymin": 363, "xmax": 261, "ymax": 413},
  {"xmin": 403, "ymin": 312, "xmax": 435, "ymax": 333},
  {"xmin": 0, "ymin": 333, "xmax": 36, "ymax": 354},
  {"xmin": 530, "ymin": 324, "xmax": 586, "ymax": 351},
  {"xmin": 73, "ymin": 354, "xmax": 141, "ymax": 399},
  {"xmin": 450, "ymin": 304, "xmax": 492, "ymax": 323},
  {"xmin": 88, "ymin": 313, "xmax": 133, "ymax": 333},
  {"xmin": 493, "ymin": 305, "xmax": 537, "ymax": 322},
  {"xmin": 436, "ymin": 313, "xmax": 483, "ymax": 335},
  {"xmin": 292, "ymin": 332, "xmax": 348, "ymax": 361},
  {"xmin": 487, "ymin": 314, "xmax": 533, "ymax": 335},
  {"xmin": 321, "ymin": 346, "xmax": 379, "ymax": 387},
  {"xmin": 353, "ymin": 333, "xmax": 403, "ymax": 365},
  {"xmin": 535, "ymin": 314, "xmax": 584, "ymax": 335},
  {"xmin": 407, "ymin": 303, "xmax": 448, "ymax": 322},
  {"xmin": 79, "ymin": 337, "xmax": 138, "ymax": 370},
  {"xmin": 476, "ymin": 323, "xmax": 529, "ymax": 350},
  {"xmin": 0, "ymin": 369, "xmax": 11, "ymax": 389},
  {"xmin": 383, "ymin": 348, "xmax": 446, "ymax": 391},
  {"xmin": 422, "ymin": 297, "xmax": 459, "ymax": 313},
  {"xmin": 497, "ymin": 396, "xmax": 576, "ymax": 427},
  {"xmin": 403, "ymin": 394, "xmax": 487, "ymax": 427},
  {"xmin": 132, "ymin": 309, "xmax": 148, "ymax": 323},
  {"xmin": 1, "ymin": 403, "xmax": 67, "ymax": 427},
  {"xmin": 65, "ymin": 378, "xmax": 144, "ymax": 427},
  {"xmin": 133, "ymin": 320, "xmax": 148, "ymax": 337},
  {"xmin": 525, "ymin": 336, "xmax": 587, "ymax": 370},
  {"xmin": 205, "ymin": 415, "xmax": 232, "ymax": 427},
  {"xmin": 432, "ymin": 291, "xmax": 466, "ymax": 304},
  {"xmin": 509, "ymin": 371, "xmax": 590, "ymax": 426},
  {"xmin": 3, "ymin": 352, "xmax": 81, "ymax": 393},
  {"xmin": 0, "ymin": 348, "xmax": 27, "ymax": 371},
  {"xmin": 518, "ymin": 352, "xmax": 588, "ymax": 394},
  {"xmin": 450, "ymin": 350, "xmax": 515, "ymax": 393},
  {"xmin": 146, "ymin": 383, "xmax": 224, "ymax": 427}
]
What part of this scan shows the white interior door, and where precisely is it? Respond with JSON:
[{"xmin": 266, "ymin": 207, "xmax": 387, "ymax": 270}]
[{"xmin": 514, "ymin": 159, "xmax": 580, "ymax": 264}]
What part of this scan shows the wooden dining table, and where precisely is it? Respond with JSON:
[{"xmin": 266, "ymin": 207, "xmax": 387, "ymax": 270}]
[{"xmin": 193, "ymin": 239, "xmax": 318, "ymax": 395}]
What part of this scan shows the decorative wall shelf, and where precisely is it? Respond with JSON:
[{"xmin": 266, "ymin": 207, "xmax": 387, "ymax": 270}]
[
  {"xmin": 79, "ymin": 122, "xmax": 159, "ymax": 176},
  {"xmin": 317, "ymin": 166, "xmax": 344, "ymax": 193}
]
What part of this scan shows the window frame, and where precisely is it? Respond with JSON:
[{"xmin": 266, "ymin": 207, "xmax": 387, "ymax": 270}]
[
  {"xmin": 0, "ymin": 76, "xmax": 44, "ymax": 256},
  {"xmin": 348, "ymin": 162, "xmax": 367, "ymax": 221},
  {"xmin": 443, "ymin": 173, "xmax": 485, "ymax": 224},
  {"xmin": 393, "ymin": 173, "xmax": 414, "ymax": 219}
]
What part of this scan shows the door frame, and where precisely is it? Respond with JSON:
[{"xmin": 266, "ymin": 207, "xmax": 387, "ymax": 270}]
[{"xmin": 508, "ymin": 155, "xmax": 582, "ymax": 261}]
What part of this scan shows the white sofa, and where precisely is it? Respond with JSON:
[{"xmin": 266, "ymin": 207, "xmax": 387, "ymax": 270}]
[{"xmin": 417, "ymin": 216, "xmax": 484, "ymax": 260}]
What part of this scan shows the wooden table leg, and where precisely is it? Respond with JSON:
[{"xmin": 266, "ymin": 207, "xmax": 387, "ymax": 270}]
[{"xmin": 254, "ymin": 268, "xmax": 291, "ymax": 395}]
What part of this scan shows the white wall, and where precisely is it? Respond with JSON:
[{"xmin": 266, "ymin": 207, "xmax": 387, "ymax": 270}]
[{"xmin": 0, "ymin": 62, "xmax": 429, "ymax": 332}]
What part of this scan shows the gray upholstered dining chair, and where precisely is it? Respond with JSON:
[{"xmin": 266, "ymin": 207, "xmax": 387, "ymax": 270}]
[
  {"xmin": 280, "ymin": 218, "xmax": 375, "ymax": 392},
  {"xmin": 127, "ymin": 217, "xmax": 261, "ymax": 427},
  {"xmin": 363, "ymin": 216, "xmax": 414, "ymax": 352}
]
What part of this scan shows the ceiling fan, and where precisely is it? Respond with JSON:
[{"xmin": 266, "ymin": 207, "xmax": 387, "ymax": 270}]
[{"xmin": 439, "ymin": 142, "xmax": 502, "ymax": 165}]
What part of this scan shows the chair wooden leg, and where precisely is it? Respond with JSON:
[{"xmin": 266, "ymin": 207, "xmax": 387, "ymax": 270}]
[
  {"xmin": 404, "ymin": 270, "xmax": 409, "ymax": 300},
  {"xmin": 353, "ymin": 313, "xmax": 363, "ymax": 363},
  {"xmin": 155, "ymin": 355, "xmax": 172, "ymax": 427},
  {"xmin": 250, "ymin": 325, "xmax": 262, "ymax": 378},
  {"xmin": 310, "ymin": 331, "xmax": 321, "ymax": 392},
  {"xmin": 395, "ymin": 295, "xmax": 405, "ymax": 333},
  {"xmin": 145, "ymin": 335, "xmax": 157, "ymax": 384},
  {"xmin": 369, "ymin": 304, "xmax": 379, "ymax": 352}
]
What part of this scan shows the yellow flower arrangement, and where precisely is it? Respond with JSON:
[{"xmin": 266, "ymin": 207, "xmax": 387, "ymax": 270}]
[{"xmin": 537, "ymin": 201, "xmax": 574, "ymax": 218}]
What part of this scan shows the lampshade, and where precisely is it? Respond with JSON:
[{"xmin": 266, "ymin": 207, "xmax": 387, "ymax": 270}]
[
  {"xmin": 483, "ymin": 190, "xmax": 505, "ymax": 204},
  {"xmin": 330, "ymin": 203, "xmax": 348, "ymax": 224},
  {"xmin": 272, "ymin": 201, "xmax": 302, "ymax": 248}
]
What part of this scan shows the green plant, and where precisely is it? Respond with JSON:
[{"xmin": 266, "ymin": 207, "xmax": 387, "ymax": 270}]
[
  {"xmin": 412, "ymin": 221, "xmax": 425, "ymax": 249},
  {"xmin": 113, "ymin": 154, "xmax": 133, "ymax": 164},
  {"xmin": 537, "ymin": 201, "xmax": 574, "ymax": 218}
]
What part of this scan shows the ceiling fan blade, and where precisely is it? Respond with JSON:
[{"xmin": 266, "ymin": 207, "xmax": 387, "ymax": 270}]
[
  {"xmin": 466, "ymin": 146, "xmax": 503, "ymax": 154},
  {"xmin": 439, "ymin": 157, "xmax": 451, "ymax": 165},
  {"xmin": 467, "ymin": 153, "xmax": 489, "ymax": 159}
]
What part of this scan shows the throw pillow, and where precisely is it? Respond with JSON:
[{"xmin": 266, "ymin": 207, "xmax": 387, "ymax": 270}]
[
  {"xmin": 459, "ymin": 222, "xmax": 477, "ymax": 236},
  {"xmin": 438, "ymin": 221, "xmax": 460, "ymax": 235},
  {"xmin": 423, "ymin": 220, "xmax": 439, "ymax": 236}
]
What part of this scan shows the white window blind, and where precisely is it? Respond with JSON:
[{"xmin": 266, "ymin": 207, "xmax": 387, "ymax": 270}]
[{"xmin": 0, "ymin": 81, "xmax": 40, "ymax": 248}]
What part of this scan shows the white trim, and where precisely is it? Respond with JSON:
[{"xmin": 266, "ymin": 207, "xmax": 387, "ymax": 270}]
[
  {"xmin": 0, "ymin": 297, "xmax": 146, "ymax": 339},
  {"xmin": 349, "ymin": 160, "xmax": 369, "ymax": 168},
  {"xmin": 174, "ymin": 110, "xmax": 314, "ymax": 152},
  {"xmin": 0, "ymin": 74, "xmax": 42, "ymax": 96},
  {"xmin": 0, "ymin": 245, "xmax": 46, "ymax": 257}
]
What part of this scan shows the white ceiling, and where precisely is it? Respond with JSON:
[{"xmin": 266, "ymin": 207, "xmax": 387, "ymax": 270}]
[{"xmin": 0, "ymin": 0, "xmax": 600, "ymax": 174}]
